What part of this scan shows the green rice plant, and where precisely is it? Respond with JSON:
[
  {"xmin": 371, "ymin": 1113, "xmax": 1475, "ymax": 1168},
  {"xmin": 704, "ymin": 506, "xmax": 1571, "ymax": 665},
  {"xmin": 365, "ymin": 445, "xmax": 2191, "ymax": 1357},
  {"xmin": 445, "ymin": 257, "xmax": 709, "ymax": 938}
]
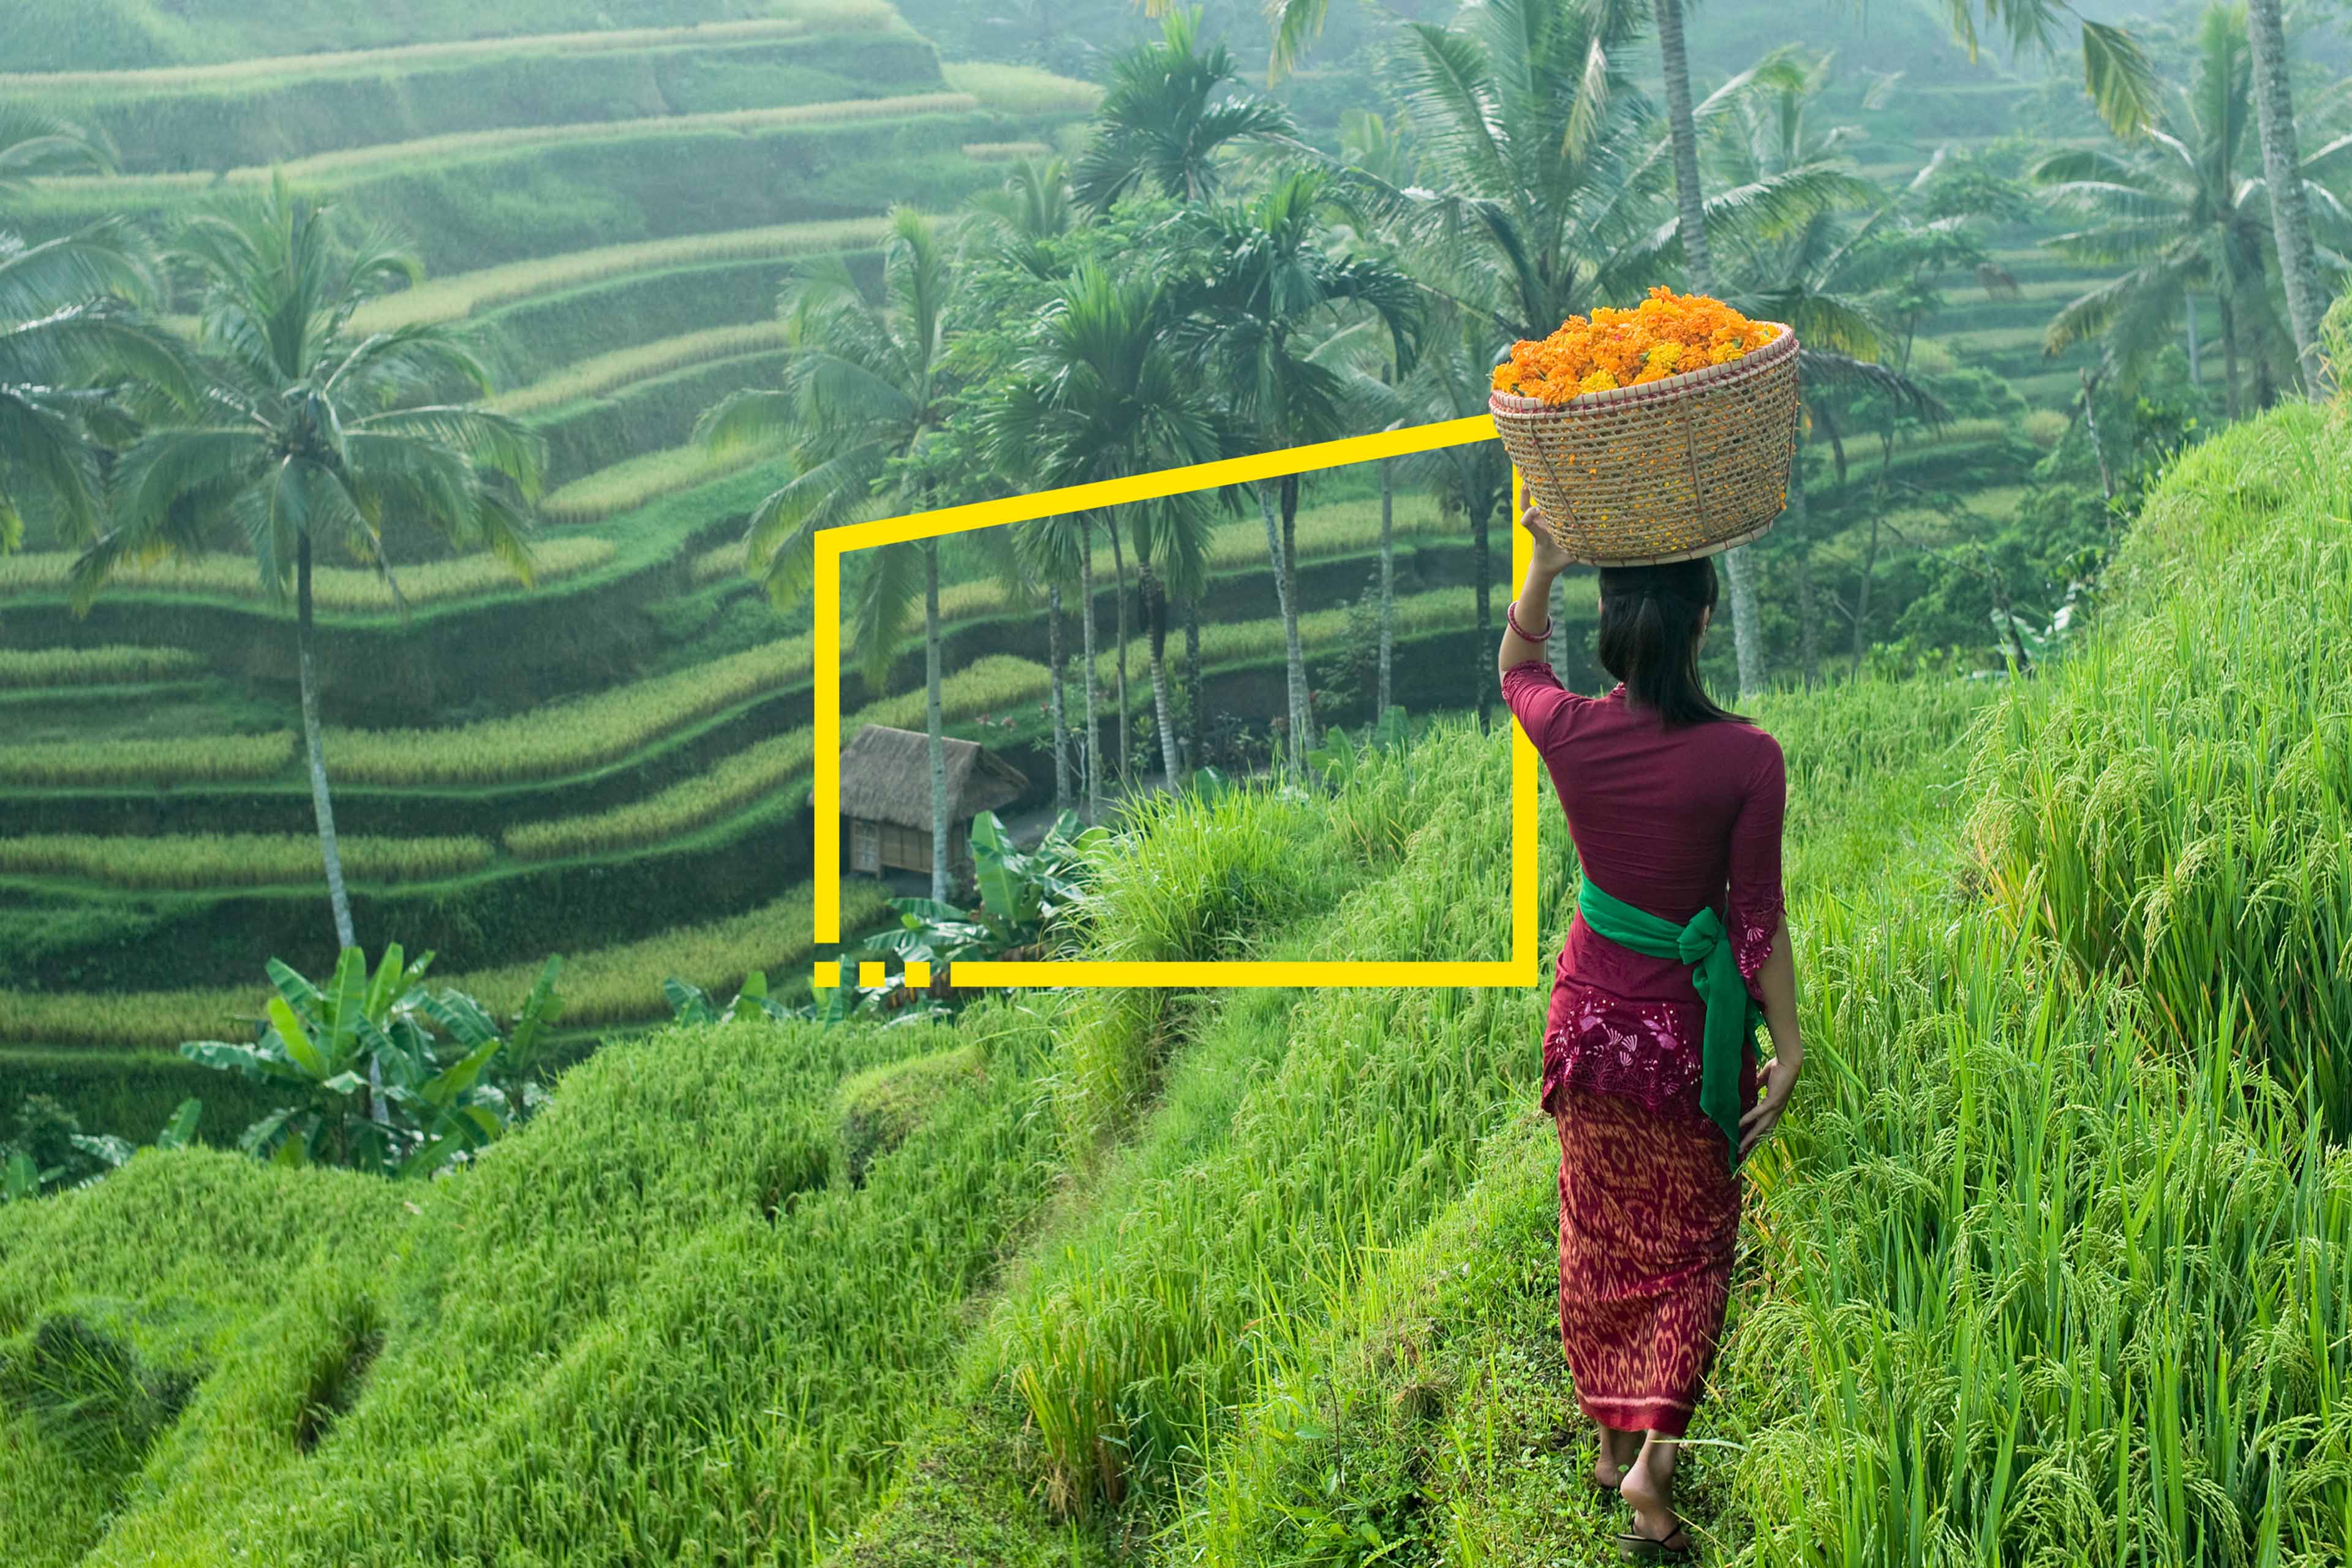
[
  {"xmin": 488, "ymin": 322, "xmax": 793, "ymax": 416},
  {"xmin": 856, "ymin": 722, "xmax": 1524, "ymax": 1534},
  {"xmin": 0, "ymin": 646, "xmax": 207, "ymax": 688},
  {"xmin": 0, "ymin": 13, "xmax": 876, "ymax": 92},
  {"xmin": 941, "ymin": 60, "xmax": 1104, "ymax": 114},
  {"xmin": 1114, "ymin": 586, "xmax": 1485, "ymax": 685},
  {"xmin": 324, "ymin": 633, "xmax": 813, "ymax": 786},
  {"xmin": 861, "ymin": 655, "xmax": 1053, "ymax": 731},
  {"xmin": 0, "ymin": 733, "xmax": 296, "ymax": 789},
  {"xmin": 1970, "ymin": 404, "xmax": 2352, "ymax": 1132},
  {"xmin": 0, "ymin": 834, "xmax": 494, "ymax": 891},
  {"xmin": 346, "ymin": 218, "xmax": 899, "ymax": 333},
  {"xmin": 0, "ymin": 883, "xmax": 892, "ymax": 1049},
  {"xmin": 32, "ymin": 92, "xmax": 983, "ymax": 202},
  {"xmin": 0, "ymin": 988, "xmax": 1061, "ymax": 1566},
  {"xmin": 501, "ymin": 728, "xmax": 819, "ymax": 860},
  {"xmin": 0, "ymin": 538, "xmax": 614, "ymax": 611},
  {"xmin": 960, "ymin": 140, "xmax": 1054, "ymax": 161},
  {"xmin": 541, "ymin": 440, "xmax": 780, "ymax": 523}
]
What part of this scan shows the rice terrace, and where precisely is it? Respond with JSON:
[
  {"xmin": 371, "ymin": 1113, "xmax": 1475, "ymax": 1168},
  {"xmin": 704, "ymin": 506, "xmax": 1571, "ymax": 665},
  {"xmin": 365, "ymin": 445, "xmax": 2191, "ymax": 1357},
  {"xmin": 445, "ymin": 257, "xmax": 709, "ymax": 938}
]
[{"xmin": 1, "ymin": 0, "xmax": 2349, "ymax": 1561}]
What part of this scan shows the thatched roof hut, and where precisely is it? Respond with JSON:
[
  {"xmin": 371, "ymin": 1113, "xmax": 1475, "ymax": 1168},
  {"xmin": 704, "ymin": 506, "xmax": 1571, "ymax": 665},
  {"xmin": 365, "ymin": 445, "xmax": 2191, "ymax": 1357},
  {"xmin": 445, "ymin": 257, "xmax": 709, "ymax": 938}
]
[{"xmin": 838, "ymin": 724, "xmax": 1028, "ymax": 878}]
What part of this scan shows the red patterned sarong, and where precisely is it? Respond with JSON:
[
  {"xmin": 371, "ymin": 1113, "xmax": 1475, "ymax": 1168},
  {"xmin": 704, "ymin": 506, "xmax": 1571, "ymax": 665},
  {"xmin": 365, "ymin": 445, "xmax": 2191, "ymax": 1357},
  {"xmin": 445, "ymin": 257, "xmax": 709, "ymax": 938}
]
[{"xmin": 1553, "ymin": 1085, "xmax": 1741, "ymax": 1436}]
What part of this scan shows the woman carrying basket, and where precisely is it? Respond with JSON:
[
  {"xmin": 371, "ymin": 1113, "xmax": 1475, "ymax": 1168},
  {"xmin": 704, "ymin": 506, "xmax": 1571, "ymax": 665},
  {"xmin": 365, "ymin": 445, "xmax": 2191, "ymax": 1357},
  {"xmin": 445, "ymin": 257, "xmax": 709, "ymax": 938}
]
[{"xmin": 1496, "ymin": 504, "xmax": 1804, "ymax": 1562}]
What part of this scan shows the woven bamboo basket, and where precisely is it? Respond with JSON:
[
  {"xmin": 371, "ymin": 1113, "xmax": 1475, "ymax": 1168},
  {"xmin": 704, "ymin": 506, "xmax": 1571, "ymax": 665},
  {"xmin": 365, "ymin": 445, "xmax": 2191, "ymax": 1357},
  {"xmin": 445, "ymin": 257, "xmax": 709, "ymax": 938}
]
[{"xmin": 1489, "ymin": 324, "xmax": 1800, "ymax": 565}]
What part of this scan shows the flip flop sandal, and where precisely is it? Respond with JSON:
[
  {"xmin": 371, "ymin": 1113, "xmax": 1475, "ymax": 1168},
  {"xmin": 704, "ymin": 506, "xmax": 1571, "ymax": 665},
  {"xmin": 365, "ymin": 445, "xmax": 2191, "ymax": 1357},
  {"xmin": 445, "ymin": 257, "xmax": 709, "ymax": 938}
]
[{"xmin": 1616, "ymin": 1523, "xmax": 1695, "ymax": 1564}]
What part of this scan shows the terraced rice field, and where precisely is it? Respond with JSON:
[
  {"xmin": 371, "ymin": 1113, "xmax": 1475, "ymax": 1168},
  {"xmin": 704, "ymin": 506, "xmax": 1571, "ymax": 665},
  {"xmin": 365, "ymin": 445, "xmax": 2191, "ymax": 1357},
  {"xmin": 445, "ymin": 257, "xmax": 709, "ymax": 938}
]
[{"xmin": 0, "ymin": 537, "xmax": 616, "ymax": 610}]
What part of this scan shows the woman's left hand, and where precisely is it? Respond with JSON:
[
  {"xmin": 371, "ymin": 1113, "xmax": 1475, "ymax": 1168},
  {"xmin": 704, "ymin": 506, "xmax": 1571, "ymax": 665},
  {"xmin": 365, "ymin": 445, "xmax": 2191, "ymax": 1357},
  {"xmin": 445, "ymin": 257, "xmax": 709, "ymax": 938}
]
[
  {"xmin": 1738, "ymin": 1046, "xmax": 1801, "ymax": 1161},
  {"xmin": 1519, "ymin": 503, "xmax": 1574, "ymax": 578}
]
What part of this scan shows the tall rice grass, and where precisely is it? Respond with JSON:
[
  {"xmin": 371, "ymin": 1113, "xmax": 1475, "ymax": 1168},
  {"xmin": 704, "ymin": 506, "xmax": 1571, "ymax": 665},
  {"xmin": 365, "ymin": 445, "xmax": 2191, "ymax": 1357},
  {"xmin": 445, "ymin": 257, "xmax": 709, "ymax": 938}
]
[
  {"xmin": 32, "ymin": 94, "xmax": 982, "ymax": 197},
  {"xmin": 488, "ymin": 322, "xmax": 793, "ymax": 416},
  {"xmin": 347, "ymin": 219, "xmax": 897, "ymax": 333},
  {"xmin": 502, "ymin": 728, "xmax": 816, "ymax": 861},
  {"xmin": 0, "ymin": 833, "xmax": 493, "ymax": 890},
  {"xmin": 0, "ymin": 12, "xmax": 879, "ymax": 93},
  {"xmin": 0, "ymin": 989, "xmax": 1052, "ymax": 1567},
  {"xmin": 1971, "ymin": 405, "xmax": 2352, "ymax": 1131},
  {"xmin": 941, "ymin": 61, "xmax": 1104, "ymax": 114},
  {"xmin": 325, "ymin": 633, "xmax": 812, "ymax": 786},
  {"xmin": 0, "ymin": 733, "xmax": 295, "ymax": 788},
  {"xmin": 542, "ymin": 441, "xmax": 780, "ymax": 524},
  {"xmin": 0, "ymin": 538, "xmax": 613, "ymax": 611},
  {"xmin": 0, "ymin": 881, "xmax": 891, "ymax": 1049},
  {"xmin": 0, "ymin": 646, "xmax": 207, "ymax": 688}
]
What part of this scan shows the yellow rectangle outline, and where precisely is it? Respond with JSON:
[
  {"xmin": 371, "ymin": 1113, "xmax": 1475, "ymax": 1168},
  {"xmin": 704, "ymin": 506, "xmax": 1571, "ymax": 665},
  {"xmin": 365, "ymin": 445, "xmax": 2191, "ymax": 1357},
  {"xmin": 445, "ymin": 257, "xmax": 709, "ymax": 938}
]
[{"xmin": 813, "ymin": 413, "xmax": 1540, "ymax": 988}]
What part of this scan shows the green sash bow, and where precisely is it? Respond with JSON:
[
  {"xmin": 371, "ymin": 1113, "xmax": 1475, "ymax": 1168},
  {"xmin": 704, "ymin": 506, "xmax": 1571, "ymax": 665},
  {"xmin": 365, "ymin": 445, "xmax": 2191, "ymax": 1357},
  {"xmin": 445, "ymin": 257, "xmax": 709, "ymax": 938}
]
[{"xmin": 1575, "ymin": 878, "xmax": 1762, "ymax": 1169}]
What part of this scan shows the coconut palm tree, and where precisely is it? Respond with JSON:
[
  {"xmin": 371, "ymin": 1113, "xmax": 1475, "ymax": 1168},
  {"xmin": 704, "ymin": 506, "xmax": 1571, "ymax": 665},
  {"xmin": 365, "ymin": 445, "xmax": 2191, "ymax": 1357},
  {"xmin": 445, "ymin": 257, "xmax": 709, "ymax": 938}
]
[
  {"xmin": 2242, "ymin": 0, "xmax": 2340, "ymax": 394},
  {"xmin": 2034, "ymin": 5, "xmax": 2349, "ymax": 415},
  {"xmin": 1265, "ymin": 0, "xmax": 2157, "ymax": 699},
  {"xmin": 70, "ymin": 176, "xmax": 543, "ymax": 960},
  {"xmin": 1704, "ymin": 53, "xmax": 1951, "ymax": 682},
  {"xmin": 1076, "ymin": 6, "xmax": 1297, "ymax": 214},
  {"xmin": 963, "ymin": 154, "xmax": 1077, "ymax": 281},
  {"xmin": 698, "ymin": 206, "xmax": 967, "ymax": 900},
  {"xmin": 1, "ymin": 113, "xmax": 192, "ymax": 551},
  {"xmin": 1168, "ymin": 168, "xmax": 1417, "ymax": 772},
  {"xmin": 989, "ymin": 263, "xmax": 1218, "ymax": 802}
]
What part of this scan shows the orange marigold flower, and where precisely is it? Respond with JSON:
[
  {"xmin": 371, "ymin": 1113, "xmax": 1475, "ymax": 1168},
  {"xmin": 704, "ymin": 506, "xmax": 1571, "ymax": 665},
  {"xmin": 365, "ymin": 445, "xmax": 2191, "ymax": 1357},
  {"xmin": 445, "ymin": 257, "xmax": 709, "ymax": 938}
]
[{"xmin": 1491, "ymin": 290, "xmax": 1778, "ymax": 406}]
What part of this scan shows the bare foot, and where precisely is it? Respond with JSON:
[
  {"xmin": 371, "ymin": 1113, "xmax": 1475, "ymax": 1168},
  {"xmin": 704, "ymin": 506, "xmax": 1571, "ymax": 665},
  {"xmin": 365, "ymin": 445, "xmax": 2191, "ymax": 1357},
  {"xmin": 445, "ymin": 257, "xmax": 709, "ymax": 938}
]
[
  {"xmin": 1593, "ymin": 1425, "xmax": 1643, "ymax": 1490},
  {"xmin": 1619, "ymin": 1434, "xmax": 1681, "ymax": 1541}
]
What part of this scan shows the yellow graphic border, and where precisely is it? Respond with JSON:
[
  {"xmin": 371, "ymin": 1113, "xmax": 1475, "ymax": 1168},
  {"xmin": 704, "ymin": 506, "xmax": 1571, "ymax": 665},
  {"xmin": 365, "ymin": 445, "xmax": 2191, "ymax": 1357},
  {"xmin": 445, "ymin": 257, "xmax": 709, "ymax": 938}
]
[{"xmin": 812, "ymin": 413, "xmax": 1540, "ymax": 989}]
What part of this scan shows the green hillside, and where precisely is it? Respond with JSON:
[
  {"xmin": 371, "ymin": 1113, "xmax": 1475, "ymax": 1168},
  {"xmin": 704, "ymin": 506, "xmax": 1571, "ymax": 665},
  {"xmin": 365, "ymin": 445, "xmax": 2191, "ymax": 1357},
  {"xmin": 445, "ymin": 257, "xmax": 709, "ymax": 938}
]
[{"xmin": 5, "ymin": 399, "xmax": 2345, "ymax": 1562}]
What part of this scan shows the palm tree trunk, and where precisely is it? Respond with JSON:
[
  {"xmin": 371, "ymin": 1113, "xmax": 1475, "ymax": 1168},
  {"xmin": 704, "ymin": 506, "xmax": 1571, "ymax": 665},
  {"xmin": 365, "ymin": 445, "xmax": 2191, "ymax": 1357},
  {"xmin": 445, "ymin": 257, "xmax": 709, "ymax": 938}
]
[
  {"xmin": 1657, "ymin": 0, "xmax": 1765, "ymax": 699},
  {"xmin": 1143, "ymin": 568, "xmax": 1178, "ymax": 786},
  {"xmin": 2243, "ymin": 0, "xmax": 2331, "ymax": 394},
  {"xmin": 2219, "ymin": 284, "xmax": 2244, "ymax": 420},
  {"xmin": 1656, "ymin": 0, "xmax": 1714, "ymax": 296},
  {"xmin": 1280, "ymin": 473, "xmax": 1314, "ymax": 756},
  {"xmin": 924, "ymin": 538, "xmax": 949, "ymax": 905},
  {"xmin": 1377, "ymin": 455, "xmax": 1395, "ymax": 714},
  {"xmin": 296, "ymin": 534, "xmax": 377, "ymax": 1128},
  {"xmin": 1472, "ymin": 497, "xmax": 1493, "ymax": 723},
  {"xmin": 2079, "ymin": 369, "xmax": 2114, "ymax": 502},
  {"xmin": 1258, "ymin": 485, "xmax": 1304, "ymax": 773},
  {"xmin": 2185, "ymin": 291, "xmax": 2201, "ymax": 388},
  {"xmin": 1110, "ymin": 513, "xmax": 1131, "ymax": 791},
  {"xmin": 1851, "ymin": 513, "xmax": 1880, "ymax": 676},
  {"xmin": 1047, "ymin": 579, "xmax": 1069, "ymax": 813},
  {"xmin": 1183, "ymin": 601, "xmax": 1202, "ymax": 775},
  {"xmin": 1079, "ymin": 519, "xmax": 1101, "ymax": 821},
  {"xmin": 1792, "ymin": 441, "xmax": 1820, "ymax": 684},
  {"xmin": 296, "ymin": 536, "xmax": 356, "ymax": 954}
]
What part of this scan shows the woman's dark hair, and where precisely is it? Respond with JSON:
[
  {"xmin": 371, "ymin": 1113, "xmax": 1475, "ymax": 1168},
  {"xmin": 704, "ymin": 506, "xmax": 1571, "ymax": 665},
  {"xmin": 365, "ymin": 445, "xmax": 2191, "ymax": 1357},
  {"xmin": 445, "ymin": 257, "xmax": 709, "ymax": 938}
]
[{"xmin": 1594, "ymin": 558, "xmax": 1744, "ymax": 728}]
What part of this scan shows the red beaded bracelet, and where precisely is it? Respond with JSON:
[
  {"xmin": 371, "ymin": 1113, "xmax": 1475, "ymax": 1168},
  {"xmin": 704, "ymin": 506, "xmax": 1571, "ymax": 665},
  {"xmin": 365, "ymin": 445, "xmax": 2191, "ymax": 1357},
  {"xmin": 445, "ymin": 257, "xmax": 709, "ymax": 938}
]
[{"xmin": 1507, "ymin": 601, "xmax": 1551, "ymax": 642}]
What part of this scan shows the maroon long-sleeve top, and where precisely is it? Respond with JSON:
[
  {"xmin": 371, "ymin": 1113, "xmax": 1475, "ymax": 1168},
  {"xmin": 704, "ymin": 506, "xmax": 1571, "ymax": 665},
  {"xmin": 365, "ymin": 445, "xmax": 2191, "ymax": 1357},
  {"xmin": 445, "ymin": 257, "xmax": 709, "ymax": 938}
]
[{"xmin": 1501, "ymin": 660, "xmax": 1787, "ymax": 1123}]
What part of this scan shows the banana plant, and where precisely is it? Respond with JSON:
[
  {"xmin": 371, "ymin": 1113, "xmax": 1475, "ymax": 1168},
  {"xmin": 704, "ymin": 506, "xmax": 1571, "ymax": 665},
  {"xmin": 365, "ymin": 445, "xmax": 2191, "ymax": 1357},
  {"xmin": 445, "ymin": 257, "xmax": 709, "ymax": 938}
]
[
  {"xmin": 1, "ymin": 1097, "xmax": 201, "ymax": 1203},
  {"xmin": 181, "ymin": 945, "xmax": 563, "ymax": 1179},
  {"xmin": 1306, "ymin": 704, "xmax": 1414, "ymax": 786},
  {"xmin": 873, "ymin": 809, "xmax": 1108, "ymax": 976},
  {"xmin": 663, "ymin": 969, "xmax": 791, "ymax": 1026}
]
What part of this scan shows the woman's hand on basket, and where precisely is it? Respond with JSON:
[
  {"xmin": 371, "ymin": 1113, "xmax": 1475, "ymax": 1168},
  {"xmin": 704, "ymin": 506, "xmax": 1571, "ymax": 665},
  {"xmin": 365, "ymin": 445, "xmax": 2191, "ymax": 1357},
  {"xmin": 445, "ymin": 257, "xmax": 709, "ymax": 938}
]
[
  {"xmin": 1518, "ymin": 503, "xmax": 1575, "ymax": 578},
  {"xmin": 1738, "ymin": 1044, "xmax": 1802, "ymax": 1161}
]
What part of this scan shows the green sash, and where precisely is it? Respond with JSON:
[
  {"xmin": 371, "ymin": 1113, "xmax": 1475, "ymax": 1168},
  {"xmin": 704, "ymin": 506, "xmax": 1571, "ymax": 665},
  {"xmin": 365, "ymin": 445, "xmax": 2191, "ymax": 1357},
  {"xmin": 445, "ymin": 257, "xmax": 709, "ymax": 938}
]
[{"xmin": 1575, "ymin": 878, "xmax": 1762, "ymax": 1169}]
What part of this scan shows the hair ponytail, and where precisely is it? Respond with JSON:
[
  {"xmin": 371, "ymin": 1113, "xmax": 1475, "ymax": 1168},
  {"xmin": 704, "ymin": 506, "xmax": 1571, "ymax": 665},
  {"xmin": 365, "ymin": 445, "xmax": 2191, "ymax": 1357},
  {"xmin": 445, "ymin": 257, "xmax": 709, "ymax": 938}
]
[{"xmin": 1594, "ymin": 558, "xmax": 1743, "ymax": 727}]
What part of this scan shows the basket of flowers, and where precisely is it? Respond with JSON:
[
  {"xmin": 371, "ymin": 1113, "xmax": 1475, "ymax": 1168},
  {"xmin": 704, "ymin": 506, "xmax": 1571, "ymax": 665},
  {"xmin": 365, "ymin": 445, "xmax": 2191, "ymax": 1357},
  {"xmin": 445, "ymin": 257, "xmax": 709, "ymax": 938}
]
[{"xmin": 1489, "ymin": 288, "xmax": 1800, "ymax": 565}]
